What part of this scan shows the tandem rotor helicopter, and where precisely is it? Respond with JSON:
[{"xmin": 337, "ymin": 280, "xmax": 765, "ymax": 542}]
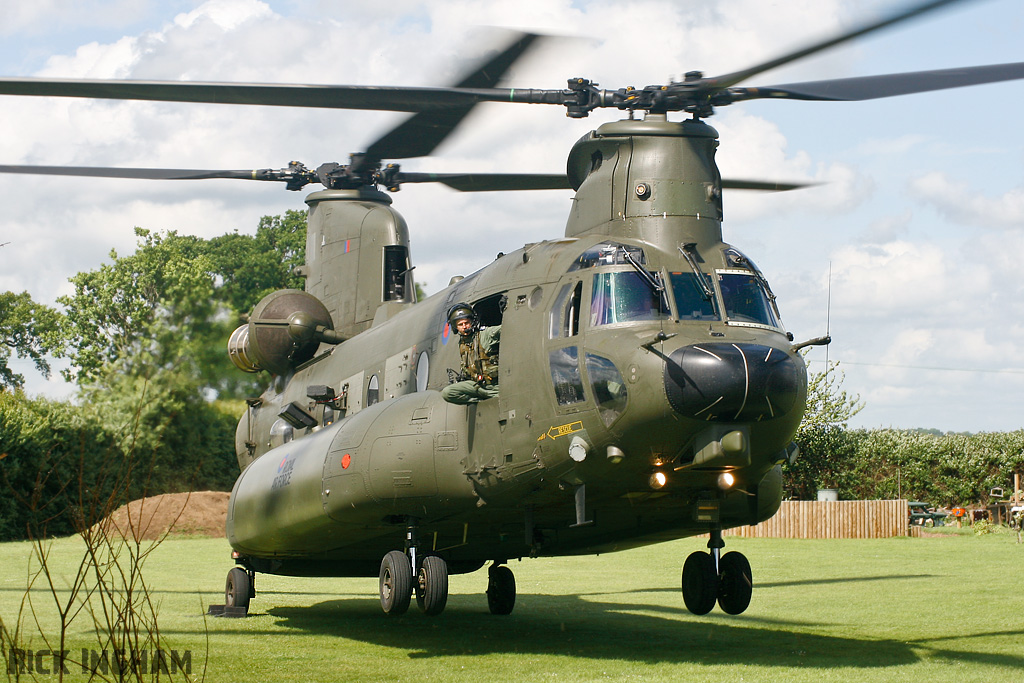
[{"xmin": 3, "ymin": 0, "xmax": 1024, "ymax": 618}]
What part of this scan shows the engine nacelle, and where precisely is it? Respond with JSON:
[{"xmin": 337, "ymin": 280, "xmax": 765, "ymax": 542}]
[{"xmin": 228, "ymin": 289, "xmax": 343, "ymax": 376}]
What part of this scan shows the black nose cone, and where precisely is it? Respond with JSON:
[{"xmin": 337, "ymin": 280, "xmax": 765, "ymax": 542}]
[{"xmin": 664, "ymin": 343, "xmax": 802, "ymax": 421}]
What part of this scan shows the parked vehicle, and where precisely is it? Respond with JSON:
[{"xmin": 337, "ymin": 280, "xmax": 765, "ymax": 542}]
[{"xmin": 908, "ymin": 502, "xmax": 948, "ymax": 527}]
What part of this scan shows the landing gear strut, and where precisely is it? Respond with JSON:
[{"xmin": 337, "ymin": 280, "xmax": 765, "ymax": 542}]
[
  {"xmin": 681, "ymin": 528, "xmax": 752, "ymax": 615},
  {"xmin": 378, "ymin": 519, "xmax": 450, "ymax": 616}
]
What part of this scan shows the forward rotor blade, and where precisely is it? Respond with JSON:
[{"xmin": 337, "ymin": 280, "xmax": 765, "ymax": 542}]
[
  {"xmin": 0, "ymin": 77, "xmax": 509, "ymax": 112},
  {"xmin": 361, "ymin": 32, "xmax": 543, "ymax": 167},
  {"xmin": 0, "ymin": 164, "xmax": 321, "ymax": 191},
  {"xmin": 724, "ymin": 61, "xmax": 1024, "ymax": 103},
  {"xmin": 703, "ymin": 0, "xmax": 971, "ymax": 91}
]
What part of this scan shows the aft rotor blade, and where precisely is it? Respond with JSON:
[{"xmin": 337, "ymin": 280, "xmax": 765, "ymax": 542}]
[
  {"xmin": 703, "ymin": 0, "xmax": 971, "ymax": 91},
  {"xmin": 395, "ymin": 172, "xmax": 572, "ymax": 191},
  {"xmin": 361, "ymin": 32, "xmax": 543, "ymax": 166},
  {"xmin": 723, "ymin": 61, "xmax": 1024, "ymax": 103},
  {"xmin": 721, "ymin": 179, "xmax": 813, "ymax": 191},
  {"xmin": 396, "ymin": 173, "xmax": 811, "ymax": 192}
]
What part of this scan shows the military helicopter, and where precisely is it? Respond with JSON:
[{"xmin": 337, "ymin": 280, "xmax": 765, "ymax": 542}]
[{"xmin": 3, "ymin": 0, "xmax": 1024, "ymax": 619}]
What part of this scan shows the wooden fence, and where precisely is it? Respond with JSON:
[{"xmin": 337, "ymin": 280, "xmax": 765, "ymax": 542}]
[{"xmin": 725, "ymin": 499, "xmax": 909, "ymax": 539}]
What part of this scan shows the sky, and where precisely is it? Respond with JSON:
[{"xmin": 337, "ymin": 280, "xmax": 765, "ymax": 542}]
[{"xmin": 1, "ymin": 0, "xmax": 1023, "ymax": 433}]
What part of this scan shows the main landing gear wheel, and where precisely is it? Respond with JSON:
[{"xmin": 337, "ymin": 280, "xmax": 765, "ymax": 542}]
[
  {"xmin": 225, "ymin": 567, "xmax": 252, "ymax": 612},
  {"xmin": 486, "ymin": 564, "xmax": 516, "ymax": 615},
  {"xmin": 415, "ymin": 555, "xmax": 449, "ymax": 616},
  {"xmin": 717, "ymin": 551, "xmax": 753, "ymax": 615},
  {"xmin": 379, "ymin": 550, "xmax": 413, "ymax": 616},
  {"xmin": 681, "ymin": 551, "xmax": 717, "ymax": 615}
]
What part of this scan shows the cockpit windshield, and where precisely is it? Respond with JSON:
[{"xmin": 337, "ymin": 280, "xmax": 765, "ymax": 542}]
[
  {"xmin": 590, "ymin": 271, "xmax": 670, "ymax": 326},
  {"xmin": 668, "ymin": 272, "xmax": 719, "ymax": 321},
  {"xmin": 716, "ymin": 270, "xmax": 780, "ymax": 328}
]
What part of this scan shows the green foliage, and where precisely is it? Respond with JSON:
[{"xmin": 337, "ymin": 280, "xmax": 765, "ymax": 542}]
[
  {"xmin": 0, "ymin": 291, "xmax": 62, "ymax": 390},
  {"xmin": 0, "ymin": 391, "xmax": 116, "ymax": 541},
  {"xmin": 207, "ymin": 209, "xmax": 306, "ymax": 314},
  {"xmin": 58, "ymin": 228, "xmax": 217, "ymax": 386},
  {"xmin": 0, "ymin": 381, "xmax": 237, "ymax": 541},
  {"xmin": 58, "ymin": 211, "xmax": 308, "ymax": 399},
  {"xmin": 784, "ymin": 359, "xmax": 864, "ymax": 498},
  {"xmin": 785, "ymin": 424, "xmax": 1024, "ymax": 504},
  {"xmin": 0, "ymin": 213, "xmax": 309, "ymax": 541},
  {"xmin": 77, "ymin": 368, "xmax": 239, "ymax": 495},
  {"xmin": 800, "ymin": 358, "xmax": 864, "ymax": 431},
  {"xmin": 785, "ymin": 359, "xmax": 1024, "ymax": 505}
]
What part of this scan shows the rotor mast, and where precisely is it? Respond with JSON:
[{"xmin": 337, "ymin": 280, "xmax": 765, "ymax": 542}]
[{"xmin": 565, "ymin": 113, "xmax": 723, "ymax": 253}]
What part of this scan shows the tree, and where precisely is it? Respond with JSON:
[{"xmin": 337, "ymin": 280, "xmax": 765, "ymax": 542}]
[
  {"xmin": 58, "ymin": 213, "xmax": 309, "ymax": 398},
  {"xmin": 58, "ymin": 228, "xmax": 217, "ymax": 386},
  {"xmin": 784, "ymin": 359, "xmax": 865, "ymax": 499},
  {"xmin": 0, "ymin": 291, "xmax": 62, "ymax": 390},
  {"xmin": 207, "ymin": 209, "xmax": 306, "ymax": 314},
  {"xmin": 800, "ymin": 358, "xmax": 864, "ymax": 431}
]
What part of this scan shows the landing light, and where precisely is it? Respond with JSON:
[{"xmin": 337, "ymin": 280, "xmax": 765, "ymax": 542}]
[
  {"xmin": 718, "ymin": 472, "xmax": 736, "ymax": 490},
  {"xmin": 649, "ymin": 471, "xmax": 668, "ymax": 490}
]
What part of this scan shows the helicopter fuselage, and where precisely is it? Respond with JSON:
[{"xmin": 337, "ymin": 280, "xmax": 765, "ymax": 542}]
[{"xmin": 226, "ymin": 115, "xmax": 806, "ymax": 578}]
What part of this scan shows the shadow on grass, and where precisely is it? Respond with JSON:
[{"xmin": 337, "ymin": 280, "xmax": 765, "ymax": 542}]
[
  {"xmin": 261, "ymin": 592, "xmax": 920, "ymax": 668},
  {"xmin": 757, "ymin": 573, "xmax": 935, "ymax": 588}
]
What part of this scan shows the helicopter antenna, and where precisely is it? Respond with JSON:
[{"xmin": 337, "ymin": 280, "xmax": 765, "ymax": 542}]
[{"xmin": 825, "ymin": 261, "xmax": 832, "ymax": 368}]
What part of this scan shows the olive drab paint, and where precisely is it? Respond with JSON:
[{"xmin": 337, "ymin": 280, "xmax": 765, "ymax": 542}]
[{"xmin": 226, "ymin": 115, "xmax": 805, "ymax": 585}]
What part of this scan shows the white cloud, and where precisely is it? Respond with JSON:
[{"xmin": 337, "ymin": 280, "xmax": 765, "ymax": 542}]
[
  {"xmin": 909, "ymin": 171, "xmax": 1024, "ymax": 227},
  {"xmin": 4, "ymin": 0, "xmax": 1024, "ymax": 432}
]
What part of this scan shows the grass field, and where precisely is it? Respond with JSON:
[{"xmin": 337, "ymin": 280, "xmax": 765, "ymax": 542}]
[{"xmin": 2, "ymin": 530, "xmax": 1022, "ymax": 682}]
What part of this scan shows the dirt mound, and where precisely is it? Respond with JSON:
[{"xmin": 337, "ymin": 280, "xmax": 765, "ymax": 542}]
[{"xmin": 103, "ymin": 491, "xmax": 229, "ymax": 541}]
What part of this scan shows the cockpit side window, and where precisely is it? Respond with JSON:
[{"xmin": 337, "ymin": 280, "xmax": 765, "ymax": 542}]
[
  {"xmin": 548, "ymin": 281, "xmax": 581, "ymax": 338},
  {"xmin": 548, "ymin": 346, "xmax": 585, "ymax": 405},
  {"xmin": 716, "ymin": 271, "xmax": 781, "ymax": 328},
  {"xmin": 590, "ymin": 271, "xmax": 670, "ymax": 326}
]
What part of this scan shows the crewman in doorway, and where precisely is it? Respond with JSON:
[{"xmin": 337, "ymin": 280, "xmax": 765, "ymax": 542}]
[{"xmin": 441, "ymin": 303, "xmax": 500, "ymax": 404}]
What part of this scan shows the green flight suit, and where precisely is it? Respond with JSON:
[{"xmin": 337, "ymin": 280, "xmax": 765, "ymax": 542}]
[{"xmin": 441, "ymin": 325, "xmax": 501, "ymax": 404}]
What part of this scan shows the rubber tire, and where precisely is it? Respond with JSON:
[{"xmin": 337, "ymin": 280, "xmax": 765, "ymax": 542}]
[
  {"xmin": 415, "ymin": 555, "xmax": 449, "ymax": 616},
  {"xmin": 717, "ymin": 551, "xmax": 753, "ymax": 615},
  {"xmin": 225, "ymin": 567, "xmax": 251, "ymax": 612},
  {"xmin": 379, "ymin": 550, "xmax": 413, "ymax": 616},
  {"xmin": 486, "ymin": 565, "xmax": 516, "ymax": 615},
  {"xmin": 682, "ymin": 551, "xmax": 717, "ymax": 615}
]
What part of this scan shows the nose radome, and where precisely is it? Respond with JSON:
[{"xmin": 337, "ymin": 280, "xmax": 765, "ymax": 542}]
[{"xmin": 664, "ymin": 343, "xmax": 802, "ymax": 422}]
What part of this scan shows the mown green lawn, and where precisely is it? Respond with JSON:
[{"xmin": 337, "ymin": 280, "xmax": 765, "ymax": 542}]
[{"xmin": 2, "ymin": 530, "xmax": 1022, "ymax": 682}]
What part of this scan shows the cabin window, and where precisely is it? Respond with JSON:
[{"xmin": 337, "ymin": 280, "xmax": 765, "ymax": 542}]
[
  {"xmin": 585, "ymin": 353, "xmax": 628, "ymax": 426},
  {"xmin": 668, "ymin": 272, "xmax": 719, "ymax": 321},
  {"xmin": 590, "ymin": 271, "xmax": 670, "ymax": 326},
  {"xmin": 549, "ymin": 346, "xmax": 585, "ymax": 405},
  {"xmin": 415, "ymin": 351, "xmax": 429, "ymax": 392},
  {"xmin": 367, "ymin": 374, "xmax": 380, "ymax": 406},
  {"xmin": 383, "ymin": 245, "xmax": 412, "ymax": 302},
  {"xmin": 717, "ymin": 271, "xmax": 780, "ymax": 328}
]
